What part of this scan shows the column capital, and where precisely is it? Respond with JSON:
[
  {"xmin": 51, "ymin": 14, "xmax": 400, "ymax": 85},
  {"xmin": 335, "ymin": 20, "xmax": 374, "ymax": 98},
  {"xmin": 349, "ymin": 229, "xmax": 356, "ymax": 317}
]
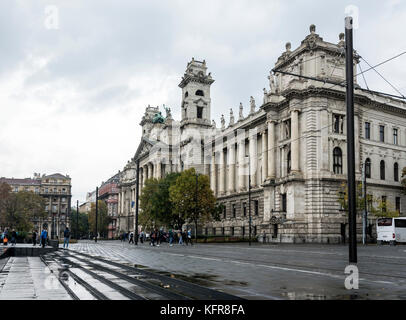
[
  {"xmin": 266, "ymin": 119, "xmax": 276, "ymax": 125},
  {"xmin": 290, "ymin": 108, "xmax": 300, "ymax": 114}
]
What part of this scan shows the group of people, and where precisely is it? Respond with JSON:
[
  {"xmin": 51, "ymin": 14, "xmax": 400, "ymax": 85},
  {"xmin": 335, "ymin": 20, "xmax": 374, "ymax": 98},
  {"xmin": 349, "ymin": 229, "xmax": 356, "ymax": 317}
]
[
  {"xmin": 0, "ymin": 227, "xmax": 69, "ymax": 248},
  {"xmin": 120, "ymin": 228, "xmax": 194, "ymax": 247},
  {"xmin": 1, "ymin": 228, "xmax": 17, "ymax": 246}
]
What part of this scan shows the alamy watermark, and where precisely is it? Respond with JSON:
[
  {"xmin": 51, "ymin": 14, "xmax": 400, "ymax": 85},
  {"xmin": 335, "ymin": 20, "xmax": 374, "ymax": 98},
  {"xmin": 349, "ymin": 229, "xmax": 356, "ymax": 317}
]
[
  {"xmin": 44, "ymin": 5, "xmax": 59, "ymax": 30},
  {"xmin": 344, "ymin": 265, "xmax": 359, "ymax": 290}
]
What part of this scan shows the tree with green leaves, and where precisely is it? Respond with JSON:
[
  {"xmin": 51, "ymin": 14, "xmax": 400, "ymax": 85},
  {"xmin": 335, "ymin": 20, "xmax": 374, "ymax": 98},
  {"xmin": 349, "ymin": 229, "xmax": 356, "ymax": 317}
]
[
  {"xmin": 88, "ymin": 201, "xmax": 110, "ymax": 239},
  {"xmin": 70, "ymin": 208, "xmax": 89, "ymax": 239},
  {"xmin": 139, "ymin": 172, "xmax": 181, "ymax": 230},
  {"xmin": 337, "ymin": 181, "xmax": 399, "ymax": 218},
  {"xmin": 169, "ymin": 168, "xmax": 216, "ymax": 239},
  {"xmin": 0, "ymin": 183, "xmax": 47, "ymax": 232}
]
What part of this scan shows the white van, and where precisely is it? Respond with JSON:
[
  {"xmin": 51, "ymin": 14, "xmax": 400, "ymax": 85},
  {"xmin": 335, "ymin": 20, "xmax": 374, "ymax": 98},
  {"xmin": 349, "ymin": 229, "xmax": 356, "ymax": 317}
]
[{"xmin": 377, "ymin": 217, "xmax": 406, "ymax": 245}]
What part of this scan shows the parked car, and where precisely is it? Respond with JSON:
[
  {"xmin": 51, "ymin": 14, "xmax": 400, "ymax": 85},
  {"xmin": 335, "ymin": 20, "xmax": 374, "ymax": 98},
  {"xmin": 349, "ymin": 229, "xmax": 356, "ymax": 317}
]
[{"xmin": 377, "ymin": 217, "xmax": 406, "ymax": 245}]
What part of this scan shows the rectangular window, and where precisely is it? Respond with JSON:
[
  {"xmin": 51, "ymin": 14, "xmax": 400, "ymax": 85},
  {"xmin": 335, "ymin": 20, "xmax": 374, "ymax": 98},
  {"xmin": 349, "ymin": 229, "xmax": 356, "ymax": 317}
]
[
  {"xmin": 393, "ymin": 128, "xmax": 398, "ymax": 145},
  {"xmin": 232, "ymin": 204, "xmax": 236, "ymax": 218},
  {"xmin": 273, "ymin": 224, "xmax": 278, "ymax": 238},
  {"xmin": 223, "ymin": 205, "xmax": 226, "ymax": 219},
  {"xmin": 197, "ymin": 106, "xmax": 203, "ymax": 119},
  {"xmin": 243, "ymin": 202, "xmax": 247, "ymax": 217},
  {"xmin": 242, "ymin": 226, "xmax": 245, "ymax": 237},
  {"xmin": 231, "ymin": 227, "xmax": 234, "ymax": 236},
  {"xmin": 396, "ymin": 197, "xmax": 401, "ymax": 213},
  {"xmin": 380, "ymin": 125, "xmax": 385, "ymax": 142},
  {"xmin": 254, "ymin": 200, "xmax": 259, "ymax": 216},
  {"xmin": 365, "ymin": 122, "xmax": 370, "ymax": 140},
  {"xmin": 222, "ymin": 227, "xmax": 225, "ymax": 235},
  {"xmin": 253, "ymin": 226, "xmax": 257, "ymax": 235},
  {"xmin": 212, "ymin": 228, "xmax": 216, "ymax": 236},
  {"xmin": 281, "ymin": 194, "xmax": 287, "ymax": 212}
]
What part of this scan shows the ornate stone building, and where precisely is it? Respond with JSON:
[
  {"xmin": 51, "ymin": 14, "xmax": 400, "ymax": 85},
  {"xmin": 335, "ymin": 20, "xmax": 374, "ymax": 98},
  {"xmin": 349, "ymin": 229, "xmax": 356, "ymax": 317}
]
[
  {"xmin": 117, "ymin": 25, "xmax": 406, "ymax": 243},
  {"xmin": 0, "ymin": 173, "xmax": 72, "ymax": 238}
]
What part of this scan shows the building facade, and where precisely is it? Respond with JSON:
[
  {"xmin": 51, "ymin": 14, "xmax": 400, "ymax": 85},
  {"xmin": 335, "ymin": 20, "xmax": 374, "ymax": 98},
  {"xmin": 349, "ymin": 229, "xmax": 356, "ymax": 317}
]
[
  {"xmin": 118, "ymin": 25, "xmax": 406, "ymax": 243},
  {"xmin": 98, "ymin": 173, "xmax": 120, "ymax": 239},
  {"xmin": 0, "ymin": 173, "xmax": 72, "ymax": 238}
]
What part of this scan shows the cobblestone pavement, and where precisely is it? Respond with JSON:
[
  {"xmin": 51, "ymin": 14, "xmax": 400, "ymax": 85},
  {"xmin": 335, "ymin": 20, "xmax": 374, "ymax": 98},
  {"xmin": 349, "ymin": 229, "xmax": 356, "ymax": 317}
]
[
  {"xmin": 65, "ymin": 240, "xmax": 406, "ymax": 300},
  {"xmin": 0, "ymin": 257, "xmax": 71, "ymax": 300}
]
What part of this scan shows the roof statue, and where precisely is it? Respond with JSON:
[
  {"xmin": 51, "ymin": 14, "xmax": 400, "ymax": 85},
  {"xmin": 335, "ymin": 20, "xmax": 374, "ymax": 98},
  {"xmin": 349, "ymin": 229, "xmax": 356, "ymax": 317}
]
[
  {"xmin": 212, "ymin": 119, "xmax": 216, "ymax": 128},
  {"xmin": 250, "ymin": 96, "xmax": 256, "ymax": 114},
  {"xmin": 221, "ymin": 114, "xmax": 225, "ymax": 130},
  {"xmin": 152, "ymin": 111, "xmax": 165, "ymax": 124},
  {"xmin": 239, "ymin": 102, "xmax": 244, "ymax": 121},
  {"xmin": 229, "ymin": 108, "xmax": 235, "ymax": 126},
  {"xmin": 163, "ymin": 104, "xmax": 172, "ymax": 120}
]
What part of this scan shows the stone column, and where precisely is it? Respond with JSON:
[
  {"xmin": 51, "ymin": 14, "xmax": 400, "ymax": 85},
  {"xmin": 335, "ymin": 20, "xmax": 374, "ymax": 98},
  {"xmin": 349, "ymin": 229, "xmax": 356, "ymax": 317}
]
[
  {"xmin": 210, "ymin": 152, "xmax": 217, "ymax": 194},
  {"xmin": 291, "ymin": 109, "xmax": 300, "ymax": 173},
  {"xmin": 261, "ymin": 131, "xmax": 267, "ymax": 183},
  {"xmin": 267, "ymin": 120, "xmax": 275, "ymax": 179},
  {"xmin": 219, "ymin": 149, "xmax": 225, "ymax": 195},
  {"xmin": 156, "ymin": 161, "xmax": 161, "ymax": 179},
  {"xmin": 249, "ymin": 134, "xmax": 257, "ymax": 187},
  {"xmin": 238, "ymin": 140, "xmax": 246, "ymax": 191},
  {"xmin": 148, "ymin": 163, "xmax": 153, "ymax": 179},
  {"xmin": 228, "ymin": 144, "xmax": 235, "ymax": 193}
]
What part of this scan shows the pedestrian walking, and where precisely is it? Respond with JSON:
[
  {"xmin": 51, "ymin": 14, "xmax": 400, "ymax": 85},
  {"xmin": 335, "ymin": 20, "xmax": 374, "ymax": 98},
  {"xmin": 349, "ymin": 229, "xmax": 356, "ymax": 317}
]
[
  {"xmin": 150, "ymin": 230, "xmax": 156, "ymax": 246},
  {"xmin": 140, "ymin": 231, "xmax": 144, "ymax": 244},
  {"xmin": 178, "ymin": 230, "xmax": 183, "ymax": 245},
  {"xmin": 169, "ymin": 229, "xmax": 174, "ymax": 247},
  {"xmin": 11, "ymin": 229, "xmax": 17, "ymax": 246},
  {"xmin": 129, "ymin": 232, "xmax": 134, "ymax": 244},
  {"xmin": 32, "ymin": 230, "xmax": 38, "ymax": 246},
  {"xmin": 156, "ymin": 229, "xmax": 160, "ymax": 247},
  {"xmin": 187, "ymin": 229, "xmax": 193, "ymax": 246},
  {"xmin": 40, "ymin": 228, "xmax": 48, "ymax": 248},
  {"xmin": 63, "ymin": 227, "xmax": 70, "ymax": 249}
]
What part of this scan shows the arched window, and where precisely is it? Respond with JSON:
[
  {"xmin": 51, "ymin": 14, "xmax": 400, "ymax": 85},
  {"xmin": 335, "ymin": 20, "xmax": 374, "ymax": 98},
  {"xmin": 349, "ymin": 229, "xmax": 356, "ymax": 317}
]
[
  {"xmin": 287, "ymin": 151, "xmax": 291, "ymax": 174},
  {"xmin": 380, "ymin": 160, "xmax": 385, "ymax": 180},
  {"xmin": 394, "ymin": 162, "xmax": 399, "ymax": 182},
  {"xmin": 195, "ymin": 90, "xmax": 204, "ymax": 97},
  {"xmin": 365, "ymin": 158, "xmax": 371, "ymax": 179},
  {"xmin": 333, "ymin": 147, "xmax": 343, "ymax": 174},
  {"xmin": 185, "ymin": 91, "xmax": 189, "ymax": 98}
]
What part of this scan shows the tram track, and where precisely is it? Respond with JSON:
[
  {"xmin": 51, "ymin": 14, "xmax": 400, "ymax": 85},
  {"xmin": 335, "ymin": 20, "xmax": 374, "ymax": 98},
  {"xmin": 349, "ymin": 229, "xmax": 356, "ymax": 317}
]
[{"xmin": 41, "ymin": 250, "xmax": 243, "ymax": 300}]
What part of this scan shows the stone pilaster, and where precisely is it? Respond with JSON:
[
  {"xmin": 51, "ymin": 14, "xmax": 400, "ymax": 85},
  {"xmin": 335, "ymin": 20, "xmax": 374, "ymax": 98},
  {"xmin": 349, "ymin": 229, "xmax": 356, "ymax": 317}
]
[
  {"xmin": 219, "ymin": 149, "xmax": 225, "ymax": 195},
  {"xmin": 238, "ymin": 140, "xmax": 246, "ymax": 191},
  {"xmin": 228, "ymin": 144, "xmax": 235, "ymax": 193},
  {"xmin": 291, "ymin": 109, "xmax": 300, "ymax": 173},
  {"xmin": 267, "ymin": 120, "xmax": 275, "ymax": 179},
  {"xmin": 210, "ymin": 152, "xmax": 217, "ymax": 195},
  {"xmin": 261, "ymin": 131, "xmax": 267, "ymax": 183},
  {"xmin": 249, "ymin": 134, "xmax": 257, "ymax": 187}
]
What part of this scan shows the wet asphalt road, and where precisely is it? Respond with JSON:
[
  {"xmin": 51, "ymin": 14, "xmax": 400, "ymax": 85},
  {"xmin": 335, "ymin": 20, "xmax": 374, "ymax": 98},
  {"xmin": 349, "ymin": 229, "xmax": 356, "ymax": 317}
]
[{"xmin": 65, "ymin": 240, "xmax": 406, "ymax": 300}]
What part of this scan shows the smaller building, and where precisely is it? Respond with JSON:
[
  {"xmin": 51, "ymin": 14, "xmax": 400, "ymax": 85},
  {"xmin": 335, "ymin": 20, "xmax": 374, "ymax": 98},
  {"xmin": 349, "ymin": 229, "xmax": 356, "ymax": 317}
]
[
  {"xmin": 98, "ymin": 173, "xmax": 120, "ymax": 239},
  {"xmin": 0, "ymin": 173, "xmax": 72, "ymax": 238}
]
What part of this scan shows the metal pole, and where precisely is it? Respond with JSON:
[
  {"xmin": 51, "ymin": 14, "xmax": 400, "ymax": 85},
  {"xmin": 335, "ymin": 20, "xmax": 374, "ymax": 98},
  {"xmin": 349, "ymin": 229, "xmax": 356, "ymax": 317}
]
[
  {"xmin": 135, "ymin": 160, "xmax": 140, "ymax": 245},
  {"xmin": 345, "ymin": 16, "xmax": 357, "ymax": 263},
  {"xmin": 363, "ymin": 162, "xmax": 368, "ymax": 244},
  {"xmin": 195, "ymin": 172, "xmax": 198, "ymax": 242},
  {"xmin": 248, "ymin": 157, "xmax": 252, "ymax": 247},
  {"xmin": 76, "ymin": 200, "xmax": 79, "ymax": 240},
  {"xmin": 361, "ymin": 163, "xmax": 366, "ymax": 245},
  {"xmin": 95, "ymin": 187, "xmax": 98, "ymax": 243}
]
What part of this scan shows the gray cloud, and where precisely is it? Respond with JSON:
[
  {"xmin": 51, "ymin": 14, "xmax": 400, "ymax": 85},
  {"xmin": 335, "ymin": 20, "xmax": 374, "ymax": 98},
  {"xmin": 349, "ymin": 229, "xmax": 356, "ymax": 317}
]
[{"xmin": 0, "ymin": 0, "xmax": 405, "ymax": 204}]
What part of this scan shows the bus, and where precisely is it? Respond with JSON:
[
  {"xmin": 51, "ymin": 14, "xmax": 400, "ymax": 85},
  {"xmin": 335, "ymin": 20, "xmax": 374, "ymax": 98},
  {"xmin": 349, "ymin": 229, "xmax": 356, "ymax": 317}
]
[{"xmin": 377, "ymin": 217, "xmax": 406, "ymax": 245}]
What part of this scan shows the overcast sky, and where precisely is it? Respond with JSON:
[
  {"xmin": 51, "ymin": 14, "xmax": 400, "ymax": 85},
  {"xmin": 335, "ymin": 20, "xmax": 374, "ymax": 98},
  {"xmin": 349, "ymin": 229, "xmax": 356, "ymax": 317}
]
[{"xmin": 1, "ymin": 0, "xmax": 405, "ymax": 205}]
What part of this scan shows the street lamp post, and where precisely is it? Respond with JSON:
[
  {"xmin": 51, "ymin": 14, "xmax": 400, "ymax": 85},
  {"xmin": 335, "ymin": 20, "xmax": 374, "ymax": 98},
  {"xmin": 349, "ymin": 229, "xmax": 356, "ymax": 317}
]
[
  {"xmin": 76, "ymin": 200, "xmax": 79, "ymax": 240},
  {"xmin": 95, "ymin": 187, "xmax": 98, "ymax": 243},
  {"xmin": 245, "ymin": 155, "xmax": 252, "ymax": 246},
  {"xmin": 195, "ymin": 171, "xmax": 200, "ymax": 243},
  {"xmin": 135, "ymin": 159, "xmax": 140, "ymax": 245}
]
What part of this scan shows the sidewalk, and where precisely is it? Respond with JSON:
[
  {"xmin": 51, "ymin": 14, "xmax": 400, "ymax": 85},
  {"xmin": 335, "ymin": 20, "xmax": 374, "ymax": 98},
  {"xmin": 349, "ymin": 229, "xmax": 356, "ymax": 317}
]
[{"xmin": 0, "ymin": 257, "xmax": 71, "ymax": 300}]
